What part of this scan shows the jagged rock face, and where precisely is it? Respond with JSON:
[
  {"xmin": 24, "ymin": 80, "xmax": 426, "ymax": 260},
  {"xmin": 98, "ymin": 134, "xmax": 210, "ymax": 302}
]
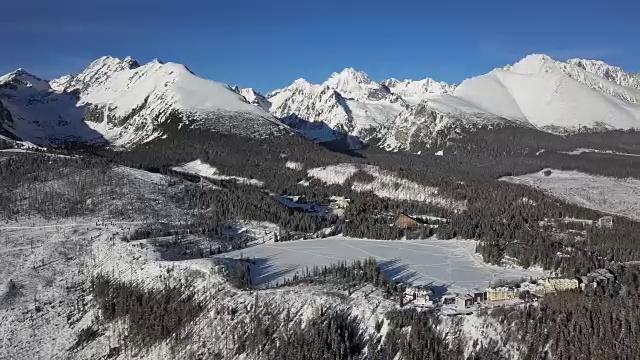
[
  {"xmin": 268, "ymin": 71, "xmax": 407, "ymax": 145},
  {"xmin": 237, "ymin": 88, "xmax": 271, "ymax": 112},
  {"xmin": 567, "ymin": 59, "xmax": 640, "ymax": 90},
  {"xmin": 381, "ymin": 78, "xmax": 455, "ymax": 105},
  {"xmin": 0, "ymin": 56, "xmax": 287, "ymax": 147}
]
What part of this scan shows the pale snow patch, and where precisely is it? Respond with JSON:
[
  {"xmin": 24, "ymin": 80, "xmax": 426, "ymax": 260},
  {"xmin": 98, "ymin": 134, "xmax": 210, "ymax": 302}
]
[
  {"xmin": 435, "ymin": 149, "xmax": 444, "ymax": 156},
  {"xmin": 285, "ymin": 160, "xmax": 304, "ymax": 171},
  {"xmin": 307, "ymin": 163, "xmax": 466, "ymax": 209},
  {"xmin": 172, "ymin": 159, "xmax": 264, "ymax": 187},
  {"xmin": 560, "ymin": 148, "xmax": 640, "ymax": 157},
  {"xmin": 501, "ymin": 169, "xmax": 640, "ymax": 221},
  {"xmin": 307, "ymin": 163, "xmax": 360, "ymax": 185}
]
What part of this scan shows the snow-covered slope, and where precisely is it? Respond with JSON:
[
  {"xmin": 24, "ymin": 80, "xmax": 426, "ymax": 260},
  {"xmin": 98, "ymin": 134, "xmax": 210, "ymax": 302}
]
[
  {"xmin": 451, "ymin": 54, "xmax": 640, "ymax": 131},
  {"xmin": 69, "ymin": 56, "xmax": 286, "ymax": 146},
  {"xmin": 0, "ymin": 69, "xmax": 106, "ymax": 144},
  {"xmin": 0, "ymin": 56, "xmax": 287, "ymax": 146}
]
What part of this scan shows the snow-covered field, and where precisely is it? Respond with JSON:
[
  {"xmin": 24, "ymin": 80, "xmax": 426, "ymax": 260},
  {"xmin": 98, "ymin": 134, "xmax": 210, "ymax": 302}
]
[
  {"xmin": 560, "ymin": 148, "xmax": 640, "ymax": 157},
  {"xmin": 501, "ymin": 169, "xmax": 640, "ymax": 221},
  {"xmin": 306, "ymin": 163, "xmax": 466, "ymax": 209},
  {"xmin": 218, "ymin": 236, "xmax": 545, "ymax": 292},
  {"xmin": 172, "ymin": 159, "xmax": 264, "ymax": 186}
]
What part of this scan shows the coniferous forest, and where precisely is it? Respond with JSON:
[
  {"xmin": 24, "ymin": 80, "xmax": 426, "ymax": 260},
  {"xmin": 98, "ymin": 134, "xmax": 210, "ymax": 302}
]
[{"xmin": 2, "ymin": 126, "xmax": 640, "ymax": 359}]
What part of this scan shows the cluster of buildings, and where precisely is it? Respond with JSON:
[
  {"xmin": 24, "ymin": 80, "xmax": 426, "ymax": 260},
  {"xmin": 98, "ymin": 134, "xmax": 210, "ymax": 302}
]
[
  {"xmin": 402, "ymin": 275, "xmax": 591, "ymax": 314},
  {"xmin": 580, "ymin": 268, "xmax": 615, "ymax": 290}
]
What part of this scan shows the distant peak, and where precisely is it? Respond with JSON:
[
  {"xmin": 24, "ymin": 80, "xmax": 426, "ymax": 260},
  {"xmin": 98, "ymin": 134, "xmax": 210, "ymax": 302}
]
[
  {"xmin": 291, "ymin": 78, "xmax": 312, "ymax": 89},
  {"xmin": 89, "ymin": 55, "xmax": 140, "ymax": 71},
  {"xmin": 328, "ymin": 67, "xmax": 373, "ymax": 84},
  {"xmin": 150, "ymin": 58, "xmax": 165, "ymax": 65}
]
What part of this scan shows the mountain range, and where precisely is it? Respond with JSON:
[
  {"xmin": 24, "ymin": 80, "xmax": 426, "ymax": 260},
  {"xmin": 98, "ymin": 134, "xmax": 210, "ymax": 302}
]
[{"xmin": 2, "ymin": 54, "xmax": 640, "ymax": 151}]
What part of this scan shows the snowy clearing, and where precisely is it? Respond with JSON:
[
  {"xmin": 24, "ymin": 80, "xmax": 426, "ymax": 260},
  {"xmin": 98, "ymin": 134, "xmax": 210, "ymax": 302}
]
[
  {"xmin": 218, "ymin": 236, "xmax": 546, "ymax": 292},
  {"xmin": 172, "ymin": 159, "xmax": 264, "ymax": 187},
  {"xmin": 559, "ymin": 148, "xmax": 640, "ymax": 157},
  {"xmin": 306, "ymin": 163, "xmax": 466, "ymax": 209},
  {"xmin": 284, "ymin": 160, "xmax": 304, "ymax": 171},
  {"xmin": 501, "ymin": 169, "xmax": 640, "ymax": 221}
]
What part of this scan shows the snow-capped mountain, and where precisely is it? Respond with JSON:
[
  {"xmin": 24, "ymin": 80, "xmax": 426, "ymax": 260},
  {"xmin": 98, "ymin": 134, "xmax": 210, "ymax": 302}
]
[
  {"xmin": 0, "ymin": 69, "xmax": 106, "ymax": 144},
  {"xmin": 3, "ymin": 53, "xmax": 640, "ymax": 151},
  {"xmin": 450, "ymin": 54, "xmax": 640, "ymax": 131},
  {"xmin": 0, "ymin": 56, "xmax": 287, "ymax": 146},
  {"xmin": 269, "ymin": 69, "xmax": 408, "ymax": 145},
  {"xmin": 267, "ymin": 55, "xmax": 640, "ymax": 152}
]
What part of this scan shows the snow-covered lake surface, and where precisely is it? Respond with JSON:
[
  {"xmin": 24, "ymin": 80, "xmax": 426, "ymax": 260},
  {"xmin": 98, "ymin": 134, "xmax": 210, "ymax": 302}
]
[
  {"xmin": 219, "ymin": 236, "xmax": 546, "ymax": 292},
  {"xmin": 501, "ymin": 169, "xmax": 640, "ymax": 221}
]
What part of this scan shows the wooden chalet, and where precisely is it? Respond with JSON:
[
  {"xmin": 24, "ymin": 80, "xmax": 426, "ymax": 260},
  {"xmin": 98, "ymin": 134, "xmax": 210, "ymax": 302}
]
[{"xmin": 394, "ymin": 213, "xmax": 421, "ymax": 230}]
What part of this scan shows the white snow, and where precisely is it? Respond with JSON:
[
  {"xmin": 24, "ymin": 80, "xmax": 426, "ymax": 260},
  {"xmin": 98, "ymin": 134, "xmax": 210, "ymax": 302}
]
[
  {"xmin": 284, "ymin": 160, "xmax": 304, "ymax": 171},
  {"xmin": 435, "ymin": 150, "xmax": 444, "ymax": 156},
  {"xmin": 307, "ymin": 163, "xmax": 360, "ymax": 185},
  {"xmin": 451, "ymin": 54, "xmax": 640, "ymax": 130},
  {"xmin": 172, "ymin": 159, "xmax": 264, "ymax": 187},
  {"xmin": 218, "ymin": 236, "xmax": 546, "ymax": 292},
  {"xmin": 306, "ymin": 163, "xmax": 466, "ymax": 209},
  {"xmin": 382, "ymin": 77, "xmax": 454, "ymax": 105},
  {"xmin": 559, "ymin": 148, "xmax": 640, "ymax": 157},
  {"xmin": 501, "ymin": 169, "xmax": 640, "ymax": 221}
]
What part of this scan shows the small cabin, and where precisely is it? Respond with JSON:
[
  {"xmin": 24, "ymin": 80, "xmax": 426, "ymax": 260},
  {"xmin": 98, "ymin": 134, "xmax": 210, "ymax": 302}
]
[
  {"xmin": 596, "ymin": 216, "xmax": 613, "ymax": 229},
  {"xmin": 394, "ymin": 213, "xmax": 421, "ymax": 230},
  {"xmin": 455, "ymin": 294, "xmax": 475, "ymax": 310}
]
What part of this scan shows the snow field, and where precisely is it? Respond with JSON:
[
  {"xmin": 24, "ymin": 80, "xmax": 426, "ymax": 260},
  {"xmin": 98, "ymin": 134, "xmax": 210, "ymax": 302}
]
[
  {"xmin": 172, "ymin": 159, "xmax": 264, "ymax": 187},
  {"xmin": 306, "ymin": 163, "xmax": 466, "ymax": 209},
  {"xmin": 501, "ymin": 169, "xmax": 640, "ymax": 221},
  {"xmin": 218, "ymin": 236, "xmax": 546, "ymax": 293}
]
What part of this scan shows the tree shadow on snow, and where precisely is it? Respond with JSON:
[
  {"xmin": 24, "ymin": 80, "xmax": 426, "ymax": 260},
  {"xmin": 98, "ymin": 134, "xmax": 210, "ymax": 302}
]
[
  {"xmin": 246, "ymin": 256, "xmax": 299, "ymax": 288},
  {"xmin": 377, "ymin": 258, "xmax": 422, "ymax": 284}
]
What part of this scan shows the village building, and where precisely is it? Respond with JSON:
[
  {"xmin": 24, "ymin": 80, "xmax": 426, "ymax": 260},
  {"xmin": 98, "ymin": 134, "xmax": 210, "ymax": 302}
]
[
  {"xmin": 486, "ymin": 287, "xmax": 516, "ymax": 301},
  {"xmin": 469, "ymin": 288, "xmax": 487, "ymax": 304},
  {"xmin": 394, "ymin": 213, "xmax": 422, "ymax": 230},
  {"xmin": 404, "ymin": 285, "xmax": 434, "ymax": 307},
  {"xmin": 581, "ymin": 268, "xmax": 615, "ymax": 290},
  {"xmin": 455, "ymin": 294, "xmax": 475, "ymax": 309},
  {"xmin": 596, "ymin": 216, "xmax": 613, "ymax": 228},
  {"xmin": 538, "ymin": 278, "xmax": 579, "ymax": 293},
  {"xmin": 519, "ymin": 282, "xmax": 546, "ymax": 297},
  {"xmin": 327, "ymin": 196, "xmax": 351, "ymax": 209},
  {"xmin": 442, "ymin": 293, "xmax": 475, "ymax": 311}
]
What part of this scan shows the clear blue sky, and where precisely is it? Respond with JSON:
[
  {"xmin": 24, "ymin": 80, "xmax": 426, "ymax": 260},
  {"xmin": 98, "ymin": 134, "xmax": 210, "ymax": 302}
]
[{"xmin": 2, "ymin": 0, "xmax": 638, "ymax": 92}]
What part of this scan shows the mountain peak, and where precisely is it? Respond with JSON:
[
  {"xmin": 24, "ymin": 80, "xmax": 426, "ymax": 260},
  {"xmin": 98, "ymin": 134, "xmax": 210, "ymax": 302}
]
[
  {"xmin": 0, "ymin": 68, "xmax": 50, "ymax": 91},
  {"xmin": 327, "ymin": 67, "xmax": 373, "ymax": 85}
]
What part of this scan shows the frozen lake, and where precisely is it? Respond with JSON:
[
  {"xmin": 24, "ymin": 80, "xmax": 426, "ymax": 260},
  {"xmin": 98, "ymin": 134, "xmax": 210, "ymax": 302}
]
[{"xmin": 220, "ymin": 236, "xmax": 546, "ymax": 292}]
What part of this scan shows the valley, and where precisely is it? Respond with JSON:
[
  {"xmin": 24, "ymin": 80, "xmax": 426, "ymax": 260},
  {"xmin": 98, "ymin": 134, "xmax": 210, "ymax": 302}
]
[{"xmin": 1, "ymin": 51, "xmax": 640, "ymax": 360}]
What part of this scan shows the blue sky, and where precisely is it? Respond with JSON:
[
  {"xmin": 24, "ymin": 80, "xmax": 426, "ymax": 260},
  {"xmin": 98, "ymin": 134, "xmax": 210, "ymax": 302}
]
[{"xmin": 3, "ymin": 0, "xmax": 638, "ymax": 92}]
